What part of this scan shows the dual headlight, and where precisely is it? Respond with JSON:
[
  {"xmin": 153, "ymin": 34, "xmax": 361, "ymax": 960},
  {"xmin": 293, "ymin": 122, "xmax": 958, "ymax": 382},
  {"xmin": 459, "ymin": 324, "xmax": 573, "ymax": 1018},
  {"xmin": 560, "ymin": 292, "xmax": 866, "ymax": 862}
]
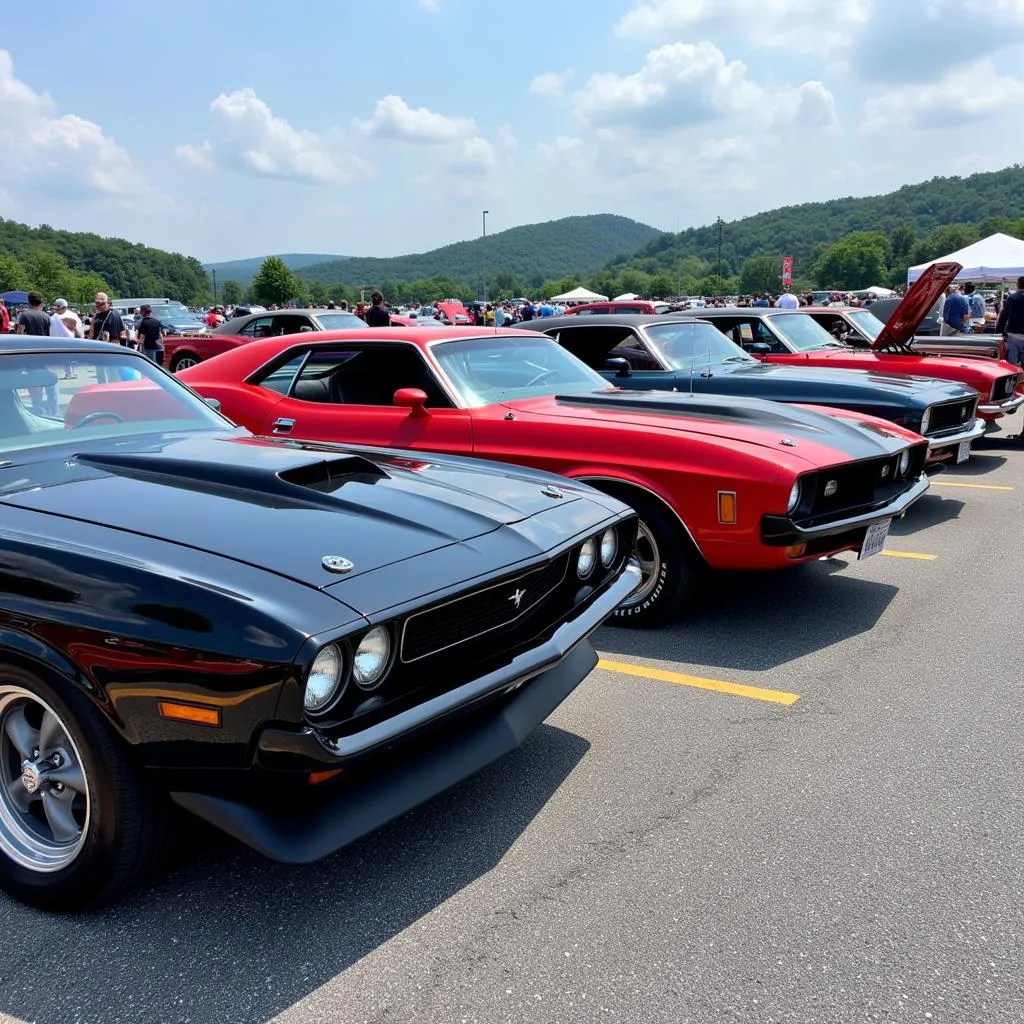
[
  {"xmin": 898, "ymin": 449, "xmax": 911, "ymax": 477},
  {"xmin": 577, "ymin": 527, "xmax": 619, "ymax": 579},
  {"xmin": 303, "ymin": 626, "xmax": 393, "ymax": 714},
  {"xmin": 787, "ymin": 479, "xmax": 801, "ymax": 514}
]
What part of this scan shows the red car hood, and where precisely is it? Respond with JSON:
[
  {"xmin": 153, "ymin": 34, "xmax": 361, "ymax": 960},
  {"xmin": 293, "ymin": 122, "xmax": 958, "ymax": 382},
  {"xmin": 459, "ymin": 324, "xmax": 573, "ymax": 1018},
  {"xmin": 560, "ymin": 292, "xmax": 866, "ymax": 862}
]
[{"xmin": 874, "ymin": 261, "xmax": 961, "ymax": 350}]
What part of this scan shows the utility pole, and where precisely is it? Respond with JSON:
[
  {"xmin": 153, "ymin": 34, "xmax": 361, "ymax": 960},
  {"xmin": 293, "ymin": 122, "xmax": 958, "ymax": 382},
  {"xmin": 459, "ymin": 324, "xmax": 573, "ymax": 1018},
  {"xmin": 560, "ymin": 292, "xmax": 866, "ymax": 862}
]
[
  {"xmin": 715, "ymin": 217, "xmax": 724, "ymax": 276},
  {"xmin": 211, "ymin": 268, "xmax": 218, "ymax": 306},
  {"xmin": 481, "ymin": 211, "xmax": 489, "ymax": 302}
]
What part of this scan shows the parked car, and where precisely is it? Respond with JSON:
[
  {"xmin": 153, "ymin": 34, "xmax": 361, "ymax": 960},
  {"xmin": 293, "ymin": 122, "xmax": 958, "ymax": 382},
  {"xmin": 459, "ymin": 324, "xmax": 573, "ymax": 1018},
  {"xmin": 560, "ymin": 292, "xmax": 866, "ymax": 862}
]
[
  {"xmin": 561, "ymin": 301, "xmax": 675, "ymax": 316},
  {"xmin": 806, "ymin": 304, "xmax": 1004, "ymax": 361},
  {"xmin": 0, "ymin": 336, "xmax": 640, "ymax": 910},
  {"xmin": 519, "ymin": 314, "xmax": 983, "ymax": 470},
  {"xmin": 163, "ymin": 308, "xmax": 365, "ymax": 372},
  {"xmin": 671, "ymin": 264, "xmax": 1023, "ymax": 424},
  {"xmin": 180, "ymin": 327, "xmax": 931, "ymax": 628}
]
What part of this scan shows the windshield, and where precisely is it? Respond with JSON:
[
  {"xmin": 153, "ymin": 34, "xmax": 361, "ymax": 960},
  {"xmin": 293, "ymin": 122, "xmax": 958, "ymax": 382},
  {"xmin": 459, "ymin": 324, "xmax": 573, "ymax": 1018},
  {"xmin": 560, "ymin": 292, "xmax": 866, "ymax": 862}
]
[
  {"xmin": 848, "ymin": 309, "xmax": 885, "ymax": 341},
  {"xmin": 0, "ymin": 351, "xmax": 232, "ymax": 455},
  {"xmin": 154, "ymin": 302, "xmax": 201, "ymax": 324},
  {"xmin": 645, "ymin": 322, "xmax": 754, "ymax": 370},
  {"xmin": 766, "ymin": 313, "xmax": 843, "ymax": 352},
  {"xmin": 315, "ymin": 313, "xmax": 365, "ymax": 331},
  {"xmin": 432, "ymin": 335, "xmax": 606, "ymax": 407}
]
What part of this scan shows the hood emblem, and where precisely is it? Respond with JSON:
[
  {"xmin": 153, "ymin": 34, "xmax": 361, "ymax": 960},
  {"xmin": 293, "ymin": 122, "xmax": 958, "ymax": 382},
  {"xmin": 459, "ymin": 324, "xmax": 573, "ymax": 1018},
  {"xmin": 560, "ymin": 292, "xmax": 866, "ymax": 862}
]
[
  {"xmin": 881, "ymin": 465, "xmax": 891, "ymax": 479},
  {"xmin": 779, "ymin": 439, "xmax": 798, "ymax": 448},
  {"xmin": 509, "ymin": 588, "xmax": 527, "ymax": 610},
  {"xmin": 824, "ymin": 480, "xmax": 838, "ymax": 497},
  {"xmin": 322, "ymin": 556, "xmax": 354, "ymax": 574},
  {"xmin": 541, "ymin": 486, "xmax": 565, "ymax": 500}
]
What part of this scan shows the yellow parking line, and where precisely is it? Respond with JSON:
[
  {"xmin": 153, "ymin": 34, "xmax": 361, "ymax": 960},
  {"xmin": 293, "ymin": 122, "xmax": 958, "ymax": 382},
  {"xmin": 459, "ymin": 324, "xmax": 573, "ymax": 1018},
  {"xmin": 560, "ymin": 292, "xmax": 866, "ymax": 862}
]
[
  {"xmin": 597, "ymin": 658, "xmax": 799, "ymax": 706},
  {"xmin": 881, "ymin": 550, "xmax": 938, "ymax": 561},
  {"xmin": 931, "ymin": 481, "xmax": 1014, "ymax": 491}
]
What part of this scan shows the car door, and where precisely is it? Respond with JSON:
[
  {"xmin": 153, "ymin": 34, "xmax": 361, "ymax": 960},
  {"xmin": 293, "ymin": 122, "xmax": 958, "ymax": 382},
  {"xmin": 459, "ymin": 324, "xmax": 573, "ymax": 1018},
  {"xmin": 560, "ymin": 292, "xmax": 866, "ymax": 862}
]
[
  {"xmin": 251, "ymin": 342, "xmax": 474, "ymax": 454},
  {"xmin": 552, "ymin": 324, "xmax": 675, "ymax": 392}
]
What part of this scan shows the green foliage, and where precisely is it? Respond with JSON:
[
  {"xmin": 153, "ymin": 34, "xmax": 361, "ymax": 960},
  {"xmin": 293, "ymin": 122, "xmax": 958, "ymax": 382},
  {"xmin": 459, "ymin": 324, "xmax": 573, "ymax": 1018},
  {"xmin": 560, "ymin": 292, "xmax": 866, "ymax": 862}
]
[
  {"xmin": 298, "ymin": 215, "xmax": 660, "ymax": 288},
  {"xmin": 0, "ymin": 253, "xmax": 29, "ymax": 292},
  {"xmin": 204, "ymin": 253, "xmax": 349, "ymax": 287},
  {"xmin": 250, "ymin": 257, "xmax": 300, "ymax": 306},
  {"xmin": 0, "ymin": 217, "xmax": 209, "ymax": 303},
  {"xmin": 218, "ymin": 280, "xmax": 245, "ymax": 307},
  {"xmin": 739, "ymin": 255, "xmax": 784, "ymax": 294},
  {"xmin": 815, "ymin": 232, "xmax": 889, "ymax": 290}
]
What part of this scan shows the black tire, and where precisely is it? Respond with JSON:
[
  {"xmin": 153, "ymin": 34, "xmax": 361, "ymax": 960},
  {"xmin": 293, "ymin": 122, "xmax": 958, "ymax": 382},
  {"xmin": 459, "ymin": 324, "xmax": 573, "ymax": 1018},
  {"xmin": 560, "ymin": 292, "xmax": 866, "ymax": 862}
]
[
  {"xmin": 169, "ymin": 352, "xmax": 199, "ymax": 373},
  {"xmin": 604, "ymin": 490, "xmax": 704, "ymax": 628},
  {"xmin": 0, "ymin": 665, "xmax": 169, "ymax": 912}
]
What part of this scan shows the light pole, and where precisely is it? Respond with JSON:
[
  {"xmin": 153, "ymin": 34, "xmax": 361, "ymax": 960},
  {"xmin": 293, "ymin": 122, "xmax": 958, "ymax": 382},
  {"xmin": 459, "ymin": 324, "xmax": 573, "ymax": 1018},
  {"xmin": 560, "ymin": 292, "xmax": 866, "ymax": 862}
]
[
  {"xmin": 715, "ymin": 217, "xmax": 724, "ymax": 278},
  {"xmin": 482, "ymin": 210, "xmax": 489, "ymax": 303},
  {"xmin": 211, "ymin": 268, "xmax": 218, "ymax": 307}
]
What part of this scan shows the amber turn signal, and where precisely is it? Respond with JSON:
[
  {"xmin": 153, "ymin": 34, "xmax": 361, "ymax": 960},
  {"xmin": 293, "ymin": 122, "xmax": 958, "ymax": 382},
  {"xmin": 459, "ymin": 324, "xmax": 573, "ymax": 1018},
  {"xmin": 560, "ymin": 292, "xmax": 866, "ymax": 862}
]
[
  {"xmin": 785, "ymin": 544, "xmax": 808, "ymax": 558},
  {"xmin": 717, "ymin": 491, "xmax": 738, "ymax": 525},
  {"xmin": 308, "ymin": 769, "xmax": 345, "ymax": 786},
  {"xmin": 157, "ymin": 701, "xmax": 222, "ymax": 727}
]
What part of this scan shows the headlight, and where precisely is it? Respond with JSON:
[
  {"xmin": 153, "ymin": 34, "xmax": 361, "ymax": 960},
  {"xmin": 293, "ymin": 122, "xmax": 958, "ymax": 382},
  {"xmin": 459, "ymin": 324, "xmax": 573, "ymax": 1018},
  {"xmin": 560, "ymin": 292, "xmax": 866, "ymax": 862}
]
[
  {"xmin": 898, "ymin": 449, "xmax": 910, "ymax": 477},
  {"xmin": 920, "ymin": 408, "xmax": 932, "ymax": 435},
  {"xmin": 577, "ymin": 537, "xmax": 597, "ymax": 578},
  {"xmin": 599, "ymin": 528, "xmax": 618, "ymax": 568},
  {"xmin": 305, "ymin": 644, "xmax": 344, "ymax": 712},
  {"xmin": 353, "ymin": 626, "xmax": 391, "ymax": 690},
  {"xmin": 787, "ymin": 480, "xmax": 801, "ymax": 514}
]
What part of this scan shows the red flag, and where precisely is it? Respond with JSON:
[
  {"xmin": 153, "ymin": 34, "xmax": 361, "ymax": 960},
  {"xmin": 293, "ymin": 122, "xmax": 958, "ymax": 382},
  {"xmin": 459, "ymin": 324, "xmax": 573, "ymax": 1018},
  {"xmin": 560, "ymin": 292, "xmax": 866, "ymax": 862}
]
[{"xmin": 781, "ymin": 257, "xmax": 793, "ymax": 284}]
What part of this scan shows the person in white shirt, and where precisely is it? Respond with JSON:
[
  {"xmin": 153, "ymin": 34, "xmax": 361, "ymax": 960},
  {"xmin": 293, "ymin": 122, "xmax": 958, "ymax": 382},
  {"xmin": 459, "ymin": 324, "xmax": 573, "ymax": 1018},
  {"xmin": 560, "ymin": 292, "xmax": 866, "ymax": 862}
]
[
  {"xmin": 775, "ymin": 287, "xmax": 799, "ymax": 309},
  {"xmin": 49, "ymin": 298, "xmax": 83, "ymax": 379}
]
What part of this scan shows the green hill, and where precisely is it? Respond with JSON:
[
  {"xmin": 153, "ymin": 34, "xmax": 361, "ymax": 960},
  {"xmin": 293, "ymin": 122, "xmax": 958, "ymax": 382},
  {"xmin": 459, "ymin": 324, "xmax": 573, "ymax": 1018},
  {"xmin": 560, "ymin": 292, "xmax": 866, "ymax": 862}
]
[
  {"xmin": 0, "ymin": 219, "xmax": 209, "ymax": 304},
  {"xmin": 600, "ymin": 165, "xmax": 1024, "ymax": 292},
  {"xmin": 297, "ymin": 215, "xmax": 662, "ymax": 288},
  {"xmin": 203, "ymin": 252, "xmax": 349, "ymax": 286}
]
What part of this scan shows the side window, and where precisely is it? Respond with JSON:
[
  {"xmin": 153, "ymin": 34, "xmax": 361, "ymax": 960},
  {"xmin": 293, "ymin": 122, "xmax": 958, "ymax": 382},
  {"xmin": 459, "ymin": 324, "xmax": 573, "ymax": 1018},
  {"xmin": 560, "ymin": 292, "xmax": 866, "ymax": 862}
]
[
  {"xmin": 239, "ymin": 316, "xmax": 275, "ymax": 339},
  {"xmin": 271, "ymin": 315, "xmax": 314, "ymax": 336},
  {"xmin": 255, "ymin": 352, "xmax": 308, "ymax": 396},
  {"xmin": 557, "ymin": 327, "xmax": 661, "ymax": 372},
  {"xmin": 284, "ymin": 346, "xmax": 453, "ymax": 408}
]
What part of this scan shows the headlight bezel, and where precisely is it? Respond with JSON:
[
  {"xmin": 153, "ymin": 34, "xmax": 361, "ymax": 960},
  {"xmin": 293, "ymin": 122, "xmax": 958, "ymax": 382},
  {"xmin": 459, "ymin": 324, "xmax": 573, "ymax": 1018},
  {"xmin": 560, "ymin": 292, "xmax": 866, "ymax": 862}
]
[
  {"xmin": 577, "ymin": 537, "xmax": 598, "ymax": 579},
  {"xmin": 920, "ymin": 407, "xmax": 932, "ymax": 435},
  {"xmin": 898, "ymin": 449, "xmax": 911, "ymax": 477},
  {"xmin": 787, "ymin": 479, "xmax": 801, "ymax": 515},
  {"xmin": 303, "ymin": 642, "xmax": 346, "ymax": 715},
  {"xmin": 599, "ymin": 527, "xmax": 618, "ymax": 568},
  {"xmin": 352, "ymin": 625, "xmax": 393, "ymax": 691}
]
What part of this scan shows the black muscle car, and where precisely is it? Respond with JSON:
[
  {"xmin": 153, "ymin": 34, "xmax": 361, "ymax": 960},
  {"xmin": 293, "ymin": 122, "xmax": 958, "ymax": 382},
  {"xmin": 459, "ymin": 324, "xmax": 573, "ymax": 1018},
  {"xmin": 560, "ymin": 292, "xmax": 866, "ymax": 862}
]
[
  {"xmin": 522, "ymin": 314, "xmax": 984, "ymax": 470},
  {"xmin": 0, "ymin": 339, "xmax": 639, "ymax": 910}
]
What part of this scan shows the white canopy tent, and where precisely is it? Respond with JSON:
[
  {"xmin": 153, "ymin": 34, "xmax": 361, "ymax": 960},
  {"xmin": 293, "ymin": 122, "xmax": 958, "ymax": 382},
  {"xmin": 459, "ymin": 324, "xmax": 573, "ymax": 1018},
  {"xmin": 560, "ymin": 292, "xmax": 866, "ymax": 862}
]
[
  {"xmin": 907, "ymin": 232, "xmax": 1024, "ymax": 284},
  {"xmin": 550, "ymin": 286, "xmax": 609, "ymax": 303},
  {"xmin": 613, "ymin": 292, "xmax": 640, "ymax": 301}
]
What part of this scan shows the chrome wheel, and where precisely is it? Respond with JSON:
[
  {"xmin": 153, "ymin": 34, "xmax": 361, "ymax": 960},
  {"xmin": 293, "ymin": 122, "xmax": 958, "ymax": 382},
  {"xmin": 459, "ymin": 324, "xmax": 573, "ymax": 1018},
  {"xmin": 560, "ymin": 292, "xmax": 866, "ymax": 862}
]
[
  {"xmin": 621, "ymin": 521, "xmax": 662, "ymax": 609},
  {"xmin": 0, "ymin": 687, "xmax": 90, "ymax": 873},
  {"xmin": 173, "ymin": 356, "xmax": 198, "ymax": 371}
]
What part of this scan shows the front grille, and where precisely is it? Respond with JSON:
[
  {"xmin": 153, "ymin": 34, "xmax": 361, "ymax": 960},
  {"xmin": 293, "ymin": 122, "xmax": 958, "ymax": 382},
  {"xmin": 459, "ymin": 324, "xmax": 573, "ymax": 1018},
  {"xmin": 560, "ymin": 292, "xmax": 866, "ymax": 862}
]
[
  {"xmin": 926, "ymin": 397, "xmax": 978, "ymax": 436},
  {"xmin": 994, "ymin": 374, "xmax": 1019, "ymax": 400},
  {"xmin": 401, "ymin": 553, "xmax": 571, "ymax": 663}
]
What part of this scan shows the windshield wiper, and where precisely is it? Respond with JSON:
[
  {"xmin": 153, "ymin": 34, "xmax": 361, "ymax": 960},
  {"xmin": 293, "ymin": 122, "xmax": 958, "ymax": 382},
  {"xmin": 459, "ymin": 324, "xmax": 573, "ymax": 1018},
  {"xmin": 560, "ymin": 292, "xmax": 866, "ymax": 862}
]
[{"xmin": 721, "ymin": 355, "xmax": 751, "ymax": 362}]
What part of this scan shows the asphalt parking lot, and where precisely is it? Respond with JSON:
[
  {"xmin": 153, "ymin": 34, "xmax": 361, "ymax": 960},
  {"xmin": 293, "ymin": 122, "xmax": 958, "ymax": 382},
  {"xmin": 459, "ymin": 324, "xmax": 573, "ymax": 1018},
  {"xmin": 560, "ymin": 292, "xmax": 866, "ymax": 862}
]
[{"xmin": 3, "ymin": 436, "xmax": 1024, "ymax": 1024}]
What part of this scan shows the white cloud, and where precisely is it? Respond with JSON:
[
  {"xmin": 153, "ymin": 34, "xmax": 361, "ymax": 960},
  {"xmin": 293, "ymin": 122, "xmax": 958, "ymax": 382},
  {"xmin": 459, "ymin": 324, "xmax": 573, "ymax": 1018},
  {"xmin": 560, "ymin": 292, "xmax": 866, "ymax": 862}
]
[
  {"xmin": 419, "ymin": 0, "xmax": 441, "ymax": 9},
  {"xmin": 0, "ymin": 50, "xmax": 153, "ymax": 202},
  {"xmin": 530, "ymin": 69, "xmax": 574, "ymax": 96},
  {"xmin": 863, "ymin": 60, "xmax": 1024, "ymax": 131},
  {"xmin": 356, "ymin": 95, "xmax": 477, "ymax": 143},
  {"xmin": 776, "ymin": 80, "xmax": 839, "ymax": 129},
  {"xmin": 696, "ymin": 137, "xmax": 753, "ymax": 164},
  {"xmin": 178, "ymin": 87, "xmax": 367, "ymax": 186}
]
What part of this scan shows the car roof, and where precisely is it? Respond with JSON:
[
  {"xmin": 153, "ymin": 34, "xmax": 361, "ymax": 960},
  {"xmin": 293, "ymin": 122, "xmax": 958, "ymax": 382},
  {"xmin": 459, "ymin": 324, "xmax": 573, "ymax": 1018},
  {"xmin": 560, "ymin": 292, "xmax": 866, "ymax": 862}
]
[
  {"xmin": 523, "ymin": 314, "xmax": 714, "ymax": 329},
  {"xmin": 0, "ymin": 337, "xmax": 131, "ymax": 356}
]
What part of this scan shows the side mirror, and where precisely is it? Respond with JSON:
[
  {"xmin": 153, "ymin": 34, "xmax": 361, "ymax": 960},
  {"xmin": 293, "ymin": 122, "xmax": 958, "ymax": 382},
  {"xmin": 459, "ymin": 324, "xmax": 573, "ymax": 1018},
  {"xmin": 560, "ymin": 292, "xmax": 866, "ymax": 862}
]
[
  {"xmin": 605, "ymin": 357, "xmax": 632, "ymax": 378},
  {"xmin": 394, "ymin": 388, "xmax": 430, "ymax": 417},
  {"xmin": 750, "ymin": 343, "xmax": 771, "ymax": 356},
  {"xmin": 203, "ymin": 397, "xmax": 221, "ymax": 412}
]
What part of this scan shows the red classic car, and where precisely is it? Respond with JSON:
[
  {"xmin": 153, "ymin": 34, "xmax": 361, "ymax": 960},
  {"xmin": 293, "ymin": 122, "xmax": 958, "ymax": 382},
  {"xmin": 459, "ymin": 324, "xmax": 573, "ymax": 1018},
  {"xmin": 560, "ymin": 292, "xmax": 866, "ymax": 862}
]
[
  {"xmin": 163, "ymin": 308, "xmax": 364, "ymax": 372},
  {"xmin": 179, "ymin": 328, "xmax": 931, "ymax": 626},
  {"xmin": 675, "ymin": 264, "xmax": 1023, "ymax": 423},
  {"xmin": 563, "ymin": 300, "xmax": 675, "ymax": 316}
]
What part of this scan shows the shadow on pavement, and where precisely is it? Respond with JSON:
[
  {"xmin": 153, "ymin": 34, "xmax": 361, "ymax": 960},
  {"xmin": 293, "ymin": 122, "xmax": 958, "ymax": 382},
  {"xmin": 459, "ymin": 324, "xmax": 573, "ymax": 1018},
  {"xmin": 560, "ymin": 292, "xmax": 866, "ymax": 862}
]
[
  {"xmin": 0, "ymin": 723, "xmax": 589, "ymax": 1024},
  {"xmin": 596, "ymin": 559, "xmax": 898, "ymax": 672},
  {"xmin": 890, "ymin": 493, "xmax": 965, "ymax": 536},
  {"xmin": 939, "ymin": 452, "xmax": 1009, "ymax": 475}
]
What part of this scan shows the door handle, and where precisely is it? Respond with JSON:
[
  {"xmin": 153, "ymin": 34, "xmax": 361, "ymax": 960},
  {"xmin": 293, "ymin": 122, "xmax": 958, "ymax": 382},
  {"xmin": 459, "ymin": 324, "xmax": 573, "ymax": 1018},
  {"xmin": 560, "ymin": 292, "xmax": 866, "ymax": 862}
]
[{"xmin": 272, "ymin": 418, "xmax": 295, "ymax": 434}]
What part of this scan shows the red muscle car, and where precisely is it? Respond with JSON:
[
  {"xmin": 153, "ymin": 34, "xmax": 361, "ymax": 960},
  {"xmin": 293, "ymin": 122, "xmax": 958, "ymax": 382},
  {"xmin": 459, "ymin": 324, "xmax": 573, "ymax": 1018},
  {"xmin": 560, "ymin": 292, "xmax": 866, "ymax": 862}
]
[
  {"xmin": 676, "ymin": 264, "xmax": 1022, "ymax": 423},
  {"xmin": 179, "ymin": 328, "xmax": 930, "ymax": 626}
]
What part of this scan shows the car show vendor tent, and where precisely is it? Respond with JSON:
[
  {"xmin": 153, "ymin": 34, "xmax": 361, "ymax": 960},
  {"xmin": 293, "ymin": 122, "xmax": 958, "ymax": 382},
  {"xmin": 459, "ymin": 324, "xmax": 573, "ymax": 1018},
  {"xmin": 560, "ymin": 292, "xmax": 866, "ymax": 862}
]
[
  {"xmin": 907, "ymin": 232, "xmax": 1024, "ymax": 284},
  {"xmin": 550, "ymin": 286, "xmax": 609, "ymax": 303},
  {"xmin": 0, "ymin": 290, "xmax": 29, "ymax": 304}
]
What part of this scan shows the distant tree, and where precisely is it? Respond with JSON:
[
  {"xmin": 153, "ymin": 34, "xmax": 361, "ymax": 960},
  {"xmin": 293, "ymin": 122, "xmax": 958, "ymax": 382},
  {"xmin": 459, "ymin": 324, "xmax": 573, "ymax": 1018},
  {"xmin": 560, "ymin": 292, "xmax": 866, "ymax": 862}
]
[
  {"xmin": 250, "ymin": 257, "xmax": 299, "ymax": 306},
  {"xmin": 815, "ymin": 232, "xmax": 889, "ymax": 290},
  {"xmin": 219, "ymin": 280, "xmax": 244, "ymax": 307},
  {"xmin": 649, "ymin": 273, "xmax": 676, "ymax": 297},
  {"xmin": 0, "ymin": 253, "xmax": 28, "ymax": 292},
  {"xmin": 909, "ymin": 224, "xmax": 978, "ymax": 267},
  {"xmin": 25, "ymin": 250, "xmax": 73, "ymax": 301},
  {"xmin": 739, "ymin": 255, "xmax": 783, "ymax": 295}
]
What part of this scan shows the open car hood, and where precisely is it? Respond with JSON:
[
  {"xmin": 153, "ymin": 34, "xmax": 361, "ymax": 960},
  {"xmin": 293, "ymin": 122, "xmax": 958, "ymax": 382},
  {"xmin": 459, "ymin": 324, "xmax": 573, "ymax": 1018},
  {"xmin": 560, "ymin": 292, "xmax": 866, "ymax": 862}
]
[{"xmin": 873, "ymin": 261, "xmax": 961, "ymax": 350}]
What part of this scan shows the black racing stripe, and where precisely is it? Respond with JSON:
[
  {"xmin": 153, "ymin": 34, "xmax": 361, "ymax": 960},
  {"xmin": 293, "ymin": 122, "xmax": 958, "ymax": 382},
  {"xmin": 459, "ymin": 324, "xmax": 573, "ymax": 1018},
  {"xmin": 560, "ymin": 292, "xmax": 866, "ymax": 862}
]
[{"xmin": 552, "ymin": 391, "xmax": 913, "ymax": 461}]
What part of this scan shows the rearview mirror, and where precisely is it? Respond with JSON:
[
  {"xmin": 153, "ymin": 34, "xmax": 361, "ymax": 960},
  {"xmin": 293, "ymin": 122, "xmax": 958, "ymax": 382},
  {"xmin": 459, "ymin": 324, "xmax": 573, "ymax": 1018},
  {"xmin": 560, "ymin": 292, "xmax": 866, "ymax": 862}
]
[
  {"xmin": 605, "ymin": 357, "xmax": 632, "ymax": 378},
  {"xmin": 750, "ymin": 343, "xmax": 771, "ymax": 356},
  {"xmin": 394, "ymin": 388, "xmax": 430, "ymax": 417}
]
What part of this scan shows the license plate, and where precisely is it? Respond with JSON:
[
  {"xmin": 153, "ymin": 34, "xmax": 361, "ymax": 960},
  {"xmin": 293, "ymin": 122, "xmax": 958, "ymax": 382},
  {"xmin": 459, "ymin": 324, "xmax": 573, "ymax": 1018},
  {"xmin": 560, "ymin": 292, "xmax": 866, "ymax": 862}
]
[
  {"xmin": 956, "ymin": 440, "xmax": 971, "ymax": 464},
  {"xmin": 859, "ymin": 519, "xmax": 890, "ymax": 560}
]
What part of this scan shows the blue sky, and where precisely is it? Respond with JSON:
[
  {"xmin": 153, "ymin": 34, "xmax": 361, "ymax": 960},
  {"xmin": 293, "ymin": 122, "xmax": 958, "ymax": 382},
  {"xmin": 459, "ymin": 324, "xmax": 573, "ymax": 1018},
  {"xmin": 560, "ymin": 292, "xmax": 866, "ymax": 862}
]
[{"xmin": 4, "ymin": 0, "xmax": 1024, "ymax": 262}]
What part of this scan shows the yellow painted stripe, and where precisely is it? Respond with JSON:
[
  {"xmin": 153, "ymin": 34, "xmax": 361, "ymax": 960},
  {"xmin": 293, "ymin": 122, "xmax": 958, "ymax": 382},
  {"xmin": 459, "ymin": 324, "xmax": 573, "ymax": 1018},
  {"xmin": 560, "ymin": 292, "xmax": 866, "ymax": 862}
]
[
  {"xmin": 597, "ymin": 658, "xmax": 799, "ymax": 706},
  {"xmin": 881, "ymin": 550, "xmax": 938, "ymax": 561},
  {"xmin": 931, "ymin": 481, "xmax": 1014, "ymax": 491}
]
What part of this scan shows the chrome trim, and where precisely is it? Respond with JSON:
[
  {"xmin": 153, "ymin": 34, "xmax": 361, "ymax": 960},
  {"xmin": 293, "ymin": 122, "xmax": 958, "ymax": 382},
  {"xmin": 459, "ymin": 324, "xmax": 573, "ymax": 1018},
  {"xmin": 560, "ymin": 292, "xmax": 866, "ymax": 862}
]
[
  {"xmin": 978, "ymin": 393, "xmax": 1024, "ymax": 414},
  {"xmin": 924, "ymin": 417, "xmax": 985, "ymax": 452},
  {"xmin": 787, "ymin": 475, "xmax": 929, "ymax": 538},
  {"xmin": 319, "ymin": 558, "xmax": 643, "ymax": 758}
]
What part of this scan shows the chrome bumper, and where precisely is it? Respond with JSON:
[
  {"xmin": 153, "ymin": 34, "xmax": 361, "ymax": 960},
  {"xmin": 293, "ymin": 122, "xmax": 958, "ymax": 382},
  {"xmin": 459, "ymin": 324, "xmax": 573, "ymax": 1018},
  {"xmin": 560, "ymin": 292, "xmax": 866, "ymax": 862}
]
[
  {"xmin": 926, "ymin": 417, "xmax": 986, "ymax": 453},
  {"xmin": 979, "ymin": 394, "xmax": 1024, "ymax": 415}
]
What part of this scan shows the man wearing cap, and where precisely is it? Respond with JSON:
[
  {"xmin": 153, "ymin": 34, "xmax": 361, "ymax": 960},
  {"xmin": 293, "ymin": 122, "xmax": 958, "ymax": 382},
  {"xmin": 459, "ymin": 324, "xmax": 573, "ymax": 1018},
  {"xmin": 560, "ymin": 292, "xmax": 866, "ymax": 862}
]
[
  {"xmin": 49, "ymin": 299, "xmax": 83, "ymax": 379},
  {"xmin": 135, "ymin": 305, "xmax": 166, "ymax": 365}
]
